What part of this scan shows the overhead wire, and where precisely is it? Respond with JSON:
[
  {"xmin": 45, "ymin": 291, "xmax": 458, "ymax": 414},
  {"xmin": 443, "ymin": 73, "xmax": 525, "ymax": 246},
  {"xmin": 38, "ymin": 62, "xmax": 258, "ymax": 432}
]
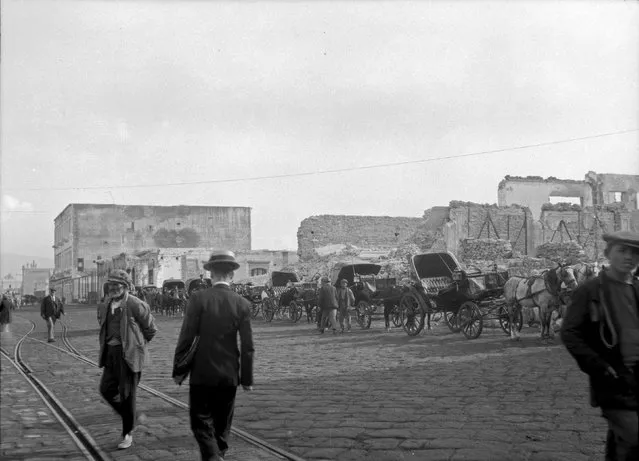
[{"xmin": 2, "ymin": 127, "xmax": 637, "ymax": 194}]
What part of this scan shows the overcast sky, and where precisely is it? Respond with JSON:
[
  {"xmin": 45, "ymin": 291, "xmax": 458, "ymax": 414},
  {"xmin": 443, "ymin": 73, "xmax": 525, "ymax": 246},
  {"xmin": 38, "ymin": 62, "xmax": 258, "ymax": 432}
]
[{"xmin": 1, "ymin": 0, "xmax": 638, "ymax": 261}]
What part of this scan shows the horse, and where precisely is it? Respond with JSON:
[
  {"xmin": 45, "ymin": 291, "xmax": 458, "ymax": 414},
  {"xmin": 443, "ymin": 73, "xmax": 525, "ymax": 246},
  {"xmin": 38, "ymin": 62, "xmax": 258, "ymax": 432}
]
[{"xmin": 503, "ymin": 264, "xmax": 578, "ymax": 342}]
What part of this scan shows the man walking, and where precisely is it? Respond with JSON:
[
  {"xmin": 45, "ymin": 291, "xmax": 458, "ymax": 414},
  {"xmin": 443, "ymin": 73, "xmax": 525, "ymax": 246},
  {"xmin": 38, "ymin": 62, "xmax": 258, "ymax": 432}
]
[
  {"xmin": 97, "ymin": 270, "xmax": 157, "ymax": 450},
  {"xmin": 561, "ymin": 231, "xmax": 639, "ymax": 460},
  {"xmin": 173, "ymin": 250, "xmax": 254, "ymax": 461},
  {"xmin": 336, "ymin": 278, "xmax": 355, "ymax": 333},
  {"xmin": 41, "ymin": 288, "xmax": 64, "ymax": 342},
  {"xmin": 318, "ymin": 276, "xmax": 339, "ymax": 334}
]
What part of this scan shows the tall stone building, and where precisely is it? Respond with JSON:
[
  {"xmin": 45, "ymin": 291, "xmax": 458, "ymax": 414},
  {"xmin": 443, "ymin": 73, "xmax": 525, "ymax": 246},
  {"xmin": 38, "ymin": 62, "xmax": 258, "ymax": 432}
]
[{"xmin": 51, "ymin": 204, "xmax": 251, "ymax": 301}]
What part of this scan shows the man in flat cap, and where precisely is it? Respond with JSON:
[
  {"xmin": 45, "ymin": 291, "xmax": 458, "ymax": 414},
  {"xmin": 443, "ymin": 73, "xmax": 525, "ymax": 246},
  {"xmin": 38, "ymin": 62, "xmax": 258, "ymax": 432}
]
[
  {"xmin": 97, "ymin": 270, "xmax": 157, "ymax": 450},
  {"xmin": 562, "ymin": 230, "xmax": 639, "ymax": 460},
  {"xmin": 173, "ymin": 250, "xmax": 254, "ymax": 461},
  {"xmin": 41, "ymin": 288, "xmax": 64, "ymax": 342}
]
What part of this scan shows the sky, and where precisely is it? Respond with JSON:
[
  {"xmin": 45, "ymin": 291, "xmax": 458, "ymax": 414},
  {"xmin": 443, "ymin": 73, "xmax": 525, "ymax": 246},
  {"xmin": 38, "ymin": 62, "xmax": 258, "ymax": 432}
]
[{"xmin": 1, "ymin": 0, "xmax": 638, "ymax": 262}]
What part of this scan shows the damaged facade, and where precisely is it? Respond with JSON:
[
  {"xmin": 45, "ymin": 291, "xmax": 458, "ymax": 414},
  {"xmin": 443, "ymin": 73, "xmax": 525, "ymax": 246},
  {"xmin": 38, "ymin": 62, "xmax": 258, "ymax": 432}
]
[
  {"xmin": 297, "ymin": 215, "xmax": 424, "ymax": 260},
  {"xmin": 51, "ymin": 203, "xmax": 252, "ymax": 302},
  {"xmin": 296, "ymin": 171, "xmax": 639, "ymax": 269}
]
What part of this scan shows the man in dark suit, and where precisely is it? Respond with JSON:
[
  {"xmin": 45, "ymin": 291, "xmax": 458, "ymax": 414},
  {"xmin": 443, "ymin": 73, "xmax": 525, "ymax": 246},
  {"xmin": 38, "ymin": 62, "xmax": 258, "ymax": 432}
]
[
  {"xmin": 41, "ymin": 288, "xmax": 64, "ymax": 342},
  {"xmin": 173, "ymin": 250, "xmax": 254, "ymax": 461}
]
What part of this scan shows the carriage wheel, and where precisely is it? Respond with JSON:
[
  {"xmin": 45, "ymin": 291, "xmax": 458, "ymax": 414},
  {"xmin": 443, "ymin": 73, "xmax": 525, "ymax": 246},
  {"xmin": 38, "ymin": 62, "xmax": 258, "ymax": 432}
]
[
  {"xmin": 399, "ymin": 293, "xmax": 425, "ymax": 336},
  {"xmin": 263, "ymin": 298, "xmax": 275, "ymax": 323},
  {"xmin": 250, "ymin": 302, "xmax": 261, "ymax": 319},
  {"xmin": 498, "ymin": 304, "xmax": 523, "ymax": 335},
  {"xmin": 289, "ymin": 301, "xmax": 303, "ymax": 323},
  {"xmin": 391, "ymin": 304, "xmax": 402, "ymax": 328},
  {"xmin": 355, "ymin": 301, "xmax": 372, "ymax": 329},
  {"xmin": 444, "ymin": 309, "xmax": 461, "ymax": 333},
  {"xmin": 457, "ymin": 301, "xmax": 483, "ymax": 340}
]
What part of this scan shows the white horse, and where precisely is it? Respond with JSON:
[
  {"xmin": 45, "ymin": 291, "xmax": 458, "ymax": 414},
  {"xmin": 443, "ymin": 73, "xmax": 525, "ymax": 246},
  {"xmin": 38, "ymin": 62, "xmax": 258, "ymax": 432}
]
[{"xmin": 504, "ymin": 264, "xmax": 578, "ymax": 342}]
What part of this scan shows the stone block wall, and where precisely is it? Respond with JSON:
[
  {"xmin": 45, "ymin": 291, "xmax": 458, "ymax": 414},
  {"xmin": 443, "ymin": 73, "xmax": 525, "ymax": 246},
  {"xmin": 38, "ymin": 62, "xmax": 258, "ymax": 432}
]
[
  {"xmin": 297, "ymin": 215, "xmax": 424, "ymax": 260},
  {"xmin": 56, "ymin": 204, "xmax": 251, "ymax": 281},
  {"xmin": 445, "ymin": 202, "xmax": 533, "ymax": 257},
  {"xmin": 537, "ymin": 207, "xmax": 624, "ymax": 260}
]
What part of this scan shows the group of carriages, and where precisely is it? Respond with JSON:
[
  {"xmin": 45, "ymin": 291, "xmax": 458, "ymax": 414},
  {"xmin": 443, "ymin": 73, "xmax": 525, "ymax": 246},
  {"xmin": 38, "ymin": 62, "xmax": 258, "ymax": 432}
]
[
  {"xmin": 230, "ymin": 251, "xmax": 587, "ymax": 341},
  {"xmin": 98, "ymin": 251, "xmax": 586, "ymax": 340}
]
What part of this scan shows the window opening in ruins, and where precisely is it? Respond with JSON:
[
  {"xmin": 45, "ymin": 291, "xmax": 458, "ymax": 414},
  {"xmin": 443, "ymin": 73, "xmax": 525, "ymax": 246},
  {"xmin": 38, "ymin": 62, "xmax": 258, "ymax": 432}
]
[
  {"xmin": 548, "ymin": 196, "xmax": 582, "ymax": 206},
  {"xmin": 613, "ymin": 192, "xmax": 622, "ymax": 202},
  {"xmin": 250, "ymin": 268, "xmax": 267, "ymax": 276}
]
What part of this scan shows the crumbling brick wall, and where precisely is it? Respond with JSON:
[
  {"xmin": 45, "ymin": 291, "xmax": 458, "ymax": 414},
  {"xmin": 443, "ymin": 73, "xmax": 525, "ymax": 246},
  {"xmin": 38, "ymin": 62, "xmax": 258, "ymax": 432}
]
[
  {"xmin": 297, "ymin": 215, "xmax": 423, "ymax": 260},
  {"xmin": 446, "ymin": 202, "xmax": 533, "ymax": 257},
  {"xmin": 538, "ymin": 205, "xmax": 627, "ymax": 260}
]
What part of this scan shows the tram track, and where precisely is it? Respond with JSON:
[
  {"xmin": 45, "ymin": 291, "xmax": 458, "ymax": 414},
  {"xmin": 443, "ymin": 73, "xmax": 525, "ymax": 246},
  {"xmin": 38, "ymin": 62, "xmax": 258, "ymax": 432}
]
[
  {"xmin": 0, "ymin": 320, "xmax": 112, "ymax": 461},
  {"xmin": 11, "ymin": 314, "xmax": 306, "ymax": 461}
]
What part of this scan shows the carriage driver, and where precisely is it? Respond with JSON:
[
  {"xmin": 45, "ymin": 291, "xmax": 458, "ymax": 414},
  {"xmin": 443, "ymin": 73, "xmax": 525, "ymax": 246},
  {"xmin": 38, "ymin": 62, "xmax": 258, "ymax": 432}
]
[{"xmin": 561, "ymin": 230, "xmax": 639, "ymax": 461}]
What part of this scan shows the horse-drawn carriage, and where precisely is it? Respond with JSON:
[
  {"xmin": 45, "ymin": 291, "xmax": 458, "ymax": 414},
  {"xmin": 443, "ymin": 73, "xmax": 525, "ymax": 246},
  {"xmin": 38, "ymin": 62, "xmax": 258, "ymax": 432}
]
[
  {"xmin": 160, "ymin": 278, "xmax": 187, "ymax": 316},
  {"xmin": 261, "ymin": 271, "xmax": 318, "ymax": 323},
  {"xmin": 330, "ymin": 261, "xmax": 403, "ymax": 330},
  {"xmin": 233, "ymin": 274, "xmax": 269, "ymax": 319},
  {"xmin": 186, "ymin": 277, "xmax": 212, "ymax": 295},
  {"xmin": 399, "ymin": 252, "xmax": 519, "ymax": 339}
]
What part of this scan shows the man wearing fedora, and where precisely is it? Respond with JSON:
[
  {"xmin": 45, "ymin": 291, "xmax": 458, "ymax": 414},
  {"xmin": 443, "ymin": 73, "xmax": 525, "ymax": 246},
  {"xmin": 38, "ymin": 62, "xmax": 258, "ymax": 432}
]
[
  {"xmin": 97, "ymin": 270, "xmax": 157, "ymax": 450},
  {"xmin": 562, "ymin": 230, "xmax": 639, "ymax": 460},
  {"xmin": 173, "ymin": 250, "xmax": 254, "ymax": 461},
  {"xmin": 318, "ymin": 276, "xmax": 339, "ymax": 334},
  {"xmin": 41, "ymin": 287, "xmax": 64, "ymax": 342}
]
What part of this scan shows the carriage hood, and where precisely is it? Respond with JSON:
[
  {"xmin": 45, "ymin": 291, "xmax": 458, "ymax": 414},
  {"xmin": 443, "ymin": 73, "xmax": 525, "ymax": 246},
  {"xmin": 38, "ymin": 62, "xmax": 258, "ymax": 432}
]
[
  {"xmin": 330, "ymin": 261, "xmax": 382, "ymax": 285},
  {"xmin": 270, "ymin": 271, "xmax": 300, "ymax": 287},
  {"xmin": 162, "ymin": 279, "xmax": 185, "ymax": 290},
  {"xmin": 410, "ymin": 252, "xmax": 461, "ymax": 279}
]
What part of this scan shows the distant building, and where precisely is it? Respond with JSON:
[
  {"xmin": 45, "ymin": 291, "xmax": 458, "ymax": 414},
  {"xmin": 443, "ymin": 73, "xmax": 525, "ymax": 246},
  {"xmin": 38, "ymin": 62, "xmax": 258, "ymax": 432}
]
[
  {"xmin": 51, "ymin": 203, "xmax": 252, "ymax": 302},
  {"xmin": 22, "ymin": 261, "xmax": 52, "ymax": 298},
  {"xmin": 1, "ymin": 273, "xmax": 23, "ymax": 294}
]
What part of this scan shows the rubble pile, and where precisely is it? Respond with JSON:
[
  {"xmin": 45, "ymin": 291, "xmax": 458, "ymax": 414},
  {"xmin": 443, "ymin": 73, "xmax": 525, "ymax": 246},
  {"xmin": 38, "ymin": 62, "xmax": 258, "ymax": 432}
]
[
  {"xmin": 461, "ymin": 238, "xmax": 512, "ymax": 261},
  {"xmin": 535, "ymin": 241, "xmax": 586, "ymax": 264},
  {"xmin": 506, "ymin": 257, "xmax": 554, "ymax": 277}
]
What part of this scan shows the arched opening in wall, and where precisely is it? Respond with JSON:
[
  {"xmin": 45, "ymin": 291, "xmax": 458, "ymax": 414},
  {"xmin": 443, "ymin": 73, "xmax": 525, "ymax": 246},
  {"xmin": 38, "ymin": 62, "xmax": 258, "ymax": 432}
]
[{"xmin": 548, "ymin": 196, "xmax": 582, "ymax": 206}]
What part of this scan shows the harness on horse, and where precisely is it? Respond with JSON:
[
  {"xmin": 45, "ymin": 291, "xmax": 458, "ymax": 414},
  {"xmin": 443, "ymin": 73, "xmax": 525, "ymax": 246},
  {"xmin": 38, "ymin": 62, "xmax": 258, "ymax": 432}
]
[{"xmin": 516, "ymin": 268, "xmax": 562, "ymax": 304}]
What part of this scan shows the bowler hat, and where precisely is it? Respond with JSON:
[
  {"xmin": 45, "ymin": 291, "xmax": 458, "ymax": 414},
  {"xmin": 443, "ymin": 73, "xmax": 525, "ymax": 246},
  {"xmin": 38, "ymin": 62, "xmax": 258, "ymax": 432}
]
[
  {"xmin": 321, "ymin": 276, "xmax": 330, "ymax": 284},
  {"xmin": 339, "ymin": 278, "xmax": 348, "ymax": 285},
  {"xmin": 49, "ymin": 288, "xmax": 56, "ymax": 292},
  {"xmin": 603, "ymin": 230, "xmax": 639, "ymax": 249},
  {"xmin": 203, "ymin": 250, "xmax": 240, "ymax": 271}
]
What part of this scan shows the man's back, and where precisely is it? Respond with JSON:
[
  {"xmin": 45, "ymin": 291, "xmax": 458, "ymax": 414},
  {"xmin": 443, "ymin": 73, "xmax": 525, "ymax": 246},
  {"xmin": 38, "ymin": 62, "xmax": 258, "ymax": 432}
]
[{"xmin": 176, "ymin": 285, "xmax": 254, "ymax": 387}]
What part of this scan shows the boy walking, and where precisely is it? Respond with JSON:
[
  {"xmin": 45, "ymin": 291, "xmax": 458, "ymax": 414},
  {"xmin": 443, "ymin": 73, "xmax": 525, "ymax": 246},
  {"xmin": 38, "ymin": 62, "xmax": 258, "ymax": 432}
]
[{"xmin": 561, "ymin": 231, "xmax": 639, "ymax": 460}]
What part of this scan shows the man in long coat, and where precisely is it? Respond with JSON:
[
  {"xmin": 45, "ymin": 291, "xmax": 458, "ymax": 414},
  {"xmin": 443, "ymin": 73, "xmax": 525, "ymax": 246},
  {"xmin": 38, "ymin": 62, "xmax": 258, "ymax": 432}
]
[
  {"xmin": 173, "ymin": 250, "xmax": 254, "ymax": 461},
  {"xmin": 97, "ymin": 270, "xmax": 157, "ymax": 450},
  {"xmin": 41, "ymin": 288, "xmax": 64, "ymax": 342}
]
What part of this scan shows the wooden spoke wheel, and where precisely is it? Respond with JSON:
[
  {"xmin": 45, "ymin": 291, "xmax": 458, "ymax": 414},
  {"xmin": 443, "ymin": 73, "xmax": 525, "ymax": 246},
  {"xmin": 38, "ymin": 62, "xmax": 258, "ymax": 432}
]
[
  {"xmin": 263, "ymin": 298, "xmax": 276, "ymax": 323},
  {"xmin": 457, "ymin": 301, "xmax": 484, "ymax": 340},
  {"xmin": 391, "ymin": 304, "xmax": 402, "ymax": 328},
  {"xmin": 498, "ymin": 304, "xmax": 523, "ymax": 336},
  {"xmin": 444, "ymin": 309, "xmax": 461, "ymax": 333},
  {"xmin": 250, "ymin": 302, "xmax": 261, "ymax": 319},
  {"xmin": 288, "ymin": 301, "xmax": 303, "ymax": 323},
  {"xmin": 354, "ymin": 300, "xmax": 373, "ymax": 329},
  {"xmin": 399, "ymin": 293, "xmax": 425, "ymax": 336}
]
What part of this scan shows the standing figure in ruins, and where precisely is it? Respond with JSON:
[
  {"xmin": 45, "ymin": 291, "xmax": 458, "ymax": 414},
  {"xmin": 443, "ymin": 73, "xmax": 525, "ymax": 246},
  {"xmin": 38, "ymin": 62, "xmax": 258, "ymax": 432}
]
[
  {"xmin": 561, "ymin": 231, "xmax": 639, "ymax": 461},
  {"xmin": 318, "ymin": 276, "xmax": 339, "ymax": 334},
  {"xmin": 97, "ymin": 270, "xmax": 157, "ymax": 450},
  {"xmin": 336, "ymin": 278, "xmax": 354, "ymax": 333}
]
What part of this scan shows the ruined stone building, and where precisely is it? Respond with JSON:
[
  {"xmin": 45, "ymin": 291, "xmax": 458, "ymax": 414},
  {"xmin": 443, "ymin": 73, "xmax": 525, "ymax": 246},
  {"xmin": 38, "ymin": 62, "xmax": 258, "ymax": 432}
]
[
  {"xmin": 297, "ymin": 215, "xmax": 424, "ymax": 260},
  {"xmin": 51, "ymin": 204, "xmax": 251, "ymax": 302},
  {"xmin": 296, "ymin": 171, "xmax": 639, "ymax": 264}
]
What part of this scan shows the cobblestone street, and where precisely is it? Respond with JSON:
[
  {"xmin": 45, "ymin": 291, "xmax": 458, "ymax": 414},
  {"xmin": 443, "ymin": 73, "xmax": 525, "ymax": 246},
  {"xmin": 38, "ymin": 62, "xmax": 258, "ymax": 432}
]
[{"xmin": 2, "ymin": 305, "xmax": 606, "ymax": 460}]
